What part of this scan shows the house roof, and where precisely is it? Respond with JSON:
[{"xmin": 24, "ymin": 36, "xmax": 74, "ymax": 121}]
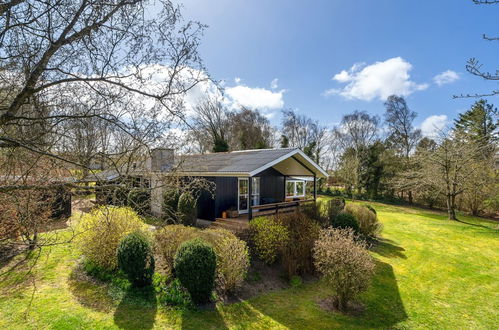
[{"xmin": 177, "ymin": 148, "xmax": 328, "ymax": 178}]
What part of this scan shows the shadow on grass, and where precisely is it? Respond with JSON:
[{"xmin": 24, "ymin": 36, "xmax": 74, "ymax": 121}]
[
  {"xmin": 67, "ymin": 267, "xmax": 115, "ymax": 312},
  {"xmin": 374, "ymin": 238, "xmax": 407, "ymax": 259},
  {"xmin": 113, "ymin": 286, "xmax": 158, "ymax": 329},
  {"xmin": 180, "ymin": 305, "xmax": 230, "ymax": 330},
  {"xmin": 242, "ymin": 260, "xmax": 407, "ymax": 328}
]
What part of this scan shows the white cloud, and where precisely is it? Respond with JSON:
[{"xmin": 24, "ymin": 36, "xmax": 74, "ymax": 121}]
[
  {"xmin": 234, "ymin": 77, "xmax": 242, "ymax": 84},
  {"xmin": 225, "ymin": 85, "xmax": 285, "ymax": 110},
  {"xmin": 433, "ymin": 70, "xmax": 460, "ymax": 86},
  {"xmin": 420, "ymin": 115, "xmax": 448, "ymax": 138},
  {"xmin": 326, "ymin": 57, "xmax": 428, "ymax": 101},
  {"xmin": 271, "ymin": 78, "xmax": 279, "ymax": 89}
]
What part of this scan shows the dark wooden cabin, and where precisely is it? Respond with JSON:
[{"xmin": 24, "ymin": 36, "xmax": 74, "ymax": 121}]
[{"xmin": 177, "ymin": 148, "xmax": 328, "ymax": 221}]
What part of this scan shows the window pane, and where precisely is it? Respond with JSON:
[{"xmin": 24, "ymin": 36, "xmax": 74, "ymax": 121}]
[
  {"xmin": 286, "ymin": 181, "xmax": 295, "ymax": 196},
  {"xmin": 239, "ymin": 179, "xmax": 248, "ymax": 194},
  {"xmin": 296, "ymin": 182, "xmax": 304, "ymax": 196}
]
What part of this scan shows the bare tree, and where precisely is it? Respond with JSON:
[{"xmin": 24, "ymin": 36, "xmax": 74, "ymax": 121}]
[
  {"xmin": 191, "ymin": 96, "xmax": 229, "ymax": 153},
  {"xmin": 227, "ymin": 107, "xmax": 275, "ymax": 150},
  {"xmin": 413, "ymin": 133, "xmax": 484, "ymax": 220},
  {"xmin": 0, "ymin": 0, "xmax": 208, "ymax": 251},
  {"xmin": 333, "ymin": 111, "xmax": 379, "ymax": 199}
]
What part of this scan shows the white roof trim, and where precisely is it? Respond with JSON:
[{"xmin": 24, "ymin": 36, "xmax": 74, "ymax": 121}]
[{"xmin": 248, "ymin": 149, "xmax": 328, "ymax": 178}]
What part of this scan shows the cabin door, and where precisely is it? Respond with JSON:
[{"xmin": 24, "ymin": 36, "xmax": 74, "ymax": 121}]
[{"xmin": 238, "ymin": 178, "xmax": 249, "ymax": 214}]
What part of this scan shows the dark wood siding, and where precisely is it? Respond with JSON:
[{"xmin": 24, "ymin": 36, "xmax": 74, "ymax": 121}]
[
  {"xmin": 197, "ymin": 176, "xmax": 238, "ymax": 221},
  {"xmin": 255, "ymin": 167, "xmax": 285, "ymax": 204}
]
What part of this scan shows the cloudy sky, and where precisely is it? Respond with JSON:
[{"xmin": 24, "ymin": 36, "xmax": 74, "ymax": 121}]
[{"xmin": 178, "ymin": 0, "xmax": 499, "ymax": 137}]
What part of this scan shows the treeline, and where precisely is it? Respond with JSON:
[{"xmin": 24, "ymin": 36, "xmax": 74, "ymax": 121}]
[{"xmin": 190, "ymin": 95, "xmax": 498, "ymax": 219}]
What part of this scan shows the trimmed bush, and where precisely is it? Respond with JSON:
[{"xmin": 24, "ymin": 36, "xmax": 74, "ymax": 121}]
[
  {"xmin": 117, "ymin": 231, "xmax": 155, "ymax": 287},
  {"xmin": 249, "ymin": 216, "xmax": 289, "ymax": 264},
  {"xmin": 313, "ymin": 228, "xmax": 375, "ymax": 312},
  {"xmin": 278, "ymin": 211, "xmax": 320, "ymax": 278},
  {"xmin": 345, "ymin": 203, "xmax": 382, "ymax": 237},
  {"xmin": 178, "ymin": 192, "xmax": 197, "ymax": 226},
  {"xmin": 174, "ymin": 238, "xmax": 217, "ymax": 304},
  {"xmin": 202, "ymin": 228, "xmax": 250, "ymax": 293},
  {"xmin": 76, "ymin": 206, "xmax": 146, "ymax": 270},
  {"xmin": 324, "ymin": 197, "xmax": 346, "ymax": 224},
  {"xmin": 154, "ymin": 225, "xmax": 199, "ymax": 274},
  {"xmin": 332, "ymin": 212, "xmax": 359, "ymax": 232}
]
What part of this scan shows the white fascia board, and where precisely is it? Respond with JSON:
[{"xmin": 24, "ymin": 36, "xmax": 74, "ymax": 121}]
[{"xmin": 248, "ymin": 149, "xmax": 329, "ymax": 178}]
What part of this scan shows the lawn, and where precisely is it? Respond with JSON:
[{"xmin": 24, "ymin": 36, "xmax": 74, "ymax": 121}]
[{"xmin": 0, "ymin": 200, "xmax": 498, "ymax": 329}]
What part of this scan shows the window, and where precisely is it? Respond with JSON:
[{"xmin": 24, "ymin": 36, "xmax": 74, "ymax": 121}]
[{"xmin": 286, "ymin": 180, "xmax": 306, "ymax": 198}]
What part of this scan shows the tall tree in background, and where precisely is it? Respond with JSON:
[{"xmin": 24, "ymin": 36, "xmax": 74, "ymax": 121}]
[
  {"xmin": 454, "ymin": 99, "xmax": 498, "ymax": 155},
  {"xmin": 384, "ymin": 95, "xmax": 421, "ymax": 203},
  {"xmin": 192, "ymin": 96, "xmax": 229, "ymax": 153},
  {"xmin": 227, "ymin": 107, "xmax": 274, "ymax": 150},
  {"xmin": 333, "ymin": 111, "xmax": 379, "ymax": 199}
]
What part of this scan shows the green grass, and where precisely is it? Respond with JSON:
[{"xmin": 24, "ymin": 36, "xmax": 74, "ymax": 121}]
[{"xmin": 1, "ymin": 200, "xmax": 498, "ymax": 329}]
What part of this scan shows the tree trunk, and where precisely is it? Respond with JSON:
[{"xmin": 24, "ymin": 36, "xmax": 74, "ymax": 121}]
[
  {"xmin": 446, "ymin": 195, "xmax": 457, "ymax": 220},
  {"xmin": 408, "ymin": 190, "xmax": 413, "ymax": 204}
]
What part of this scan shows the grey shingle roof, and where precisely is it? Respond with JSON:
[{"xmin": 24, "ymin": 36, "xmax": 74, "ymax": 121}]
[{"xmin": 177, "ymin": 148, "xmax": 297, "ymax": 174}]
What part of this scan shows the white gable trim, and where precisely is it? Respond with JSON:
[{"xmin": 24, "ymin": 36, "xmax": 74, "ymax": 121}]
[{"xmin": 248, "ymin": 149, "xmax": 328, "ymax": 178}]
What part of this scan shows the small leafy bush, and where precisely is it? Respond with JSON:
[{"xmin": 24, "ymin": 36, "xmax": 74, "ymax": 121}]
[
  {"xmin": 278, "ymin": 211, "xmax": 320, "ymax": 278},
  {"xmin": 290, "ymin": 275, "xmax": 302, "ymax": 288},
  {"xmin": 174, "ymin": 238, "xmax": 217, "ymax": 304},
  {"xmin": 157, "ymin": 278, "xmax": 193, "ymax": 309},
  {"xmin": 117, "ymin": 231, "xmax": 155, "ymax": 287},
  {"xmin": 178, "ymin": 192, "xmax": 197, "ymax": 226},
  {"xmin": 345, "ymin": 203, "xmax": 382, "ymax": 237},
  {"xmin": 313, "ymin": 228, "xmax": 375, "ymax": 312},
  {"xmin": 249, "ymin": 216, "xmax": 289, "ymax": 264},
  {"xmin": 76, "ymin": 206, "xmax": 146, "ymax": 270},
  {"xmin": 324, "ymin": 197, "xmax": 346, "ymax": 224},
  {"xmin": 202, "ymin": 228, "xmax": 250, "ymax": 293},
  {"xmin": 301, "ymin": 201, "xmax": 328, "ymax": 227},
  {"xmin": 154, "ymin": 225, "xmax": 199, "ymax": 274},
  {"xmin": 332, "ymin": 212, "xmax": 359, "ymax": 232}
]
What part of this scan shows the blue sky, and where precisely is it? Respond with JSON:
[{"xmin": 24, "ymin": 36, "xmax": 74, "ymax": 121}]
[{"xmin": 179, "ymin": 0, "xmax": 499, "ymax": 135}]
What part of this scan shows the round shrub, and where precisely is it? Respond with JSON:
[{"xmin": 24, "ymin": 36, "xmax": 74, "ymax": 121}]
[
  {"xmin": 117, "ymin": 231, "xmax": 155, "ymax": 287},
  {"xmin": 345, "ymin": 203, "xmax": 382, "ymax": 237},
  {"xmin": 154, "ymin": 225, "xmax": 199, "ymax": 274},
  {"xmin": 76, "ymin": 206, "xmax": 146, "ymax": 270},
  {"xmin": 313, "ymin": 228, "xmax": 375, "ymax": 311},
  {"xmin": 249, "ymin": 216, "xmax": 289, "ymax": 264},
  {"xmin": 174, "ymin": 238, "xmax": 217, "ymax": 304},
  {"xmin": 324, "ymin": 197, "xmax": 346, "ymax": 224},
  {"xmin": 178, "ymin": 192, "xmax": 197, "ymax": 226},
  {"xmin": 202, "ymin": 228, "xmax": 250, "ymax": 293},
  {"xmin": 332, "ymin": 212, "xmax": 359, "ymax": 232}
]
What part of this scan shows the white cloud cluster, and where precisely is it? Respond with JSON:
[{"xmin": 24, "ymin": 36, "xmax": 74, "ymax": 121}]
[
  {"xmin": 325, "ymin": 57, "xmax": 428, "ymax": 101},
  {"xmin": 433, "ymin": 70, "xmax": 460, "ymax": 86},
  {"xmin": 420, "ymin": 115, "xmax": 448, "ymax": 138},
  {"xmin": 225, "ymin": 85, "xmax": 284, "ymax": 110},
  {"xmin": 270, "ymin": 78, "xmax": 279, "ymax": 89}
]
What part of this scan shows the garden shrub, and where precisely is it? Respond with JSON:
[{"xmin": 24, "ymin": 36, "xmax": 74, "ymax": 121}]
[
  {"xmin": 76, "ymin": 206, "xmax": 146, "ymax": 270},
  {"xmin": 249, "ymin": 216, "xmax": 289, "ymax": 264},
  {"xmin": 365, "ymin": 204, "xmax": 377, "ymax": 215},
  {"xmin": 278, "ymin": 211, "xmax": 320, "ymax": 278},
  {"xmin": 154, "ymin": 224, "xmax": 199, "ymax": 273},
  {"xmin": 301, "ymin": 201, "xmax": 328, "ymax": 227},
  {"xmin": 202, "ymin": 228, "xmax": 250, "ymax": 293},
  {"xmin": 157, "ymin": 278, "xmax": 193, "ymax": 308},
  {"xmin": 162, "ymin": 188, "xmax": 180, "ymax": 222},
  {"xmin": 178, "ymin": 192, "xmax": 197, "ymax": 226},
  {"xmin": 117, "ymin": 231, "xmax": 155, "ymax": 287},
  {"xmin": 345, "ymin": 203, "xmax": 382, "ymax": 237},
  {"xmin": 174, "ymin": 238, "xmax": 217, "ymax": 304},
  {"xmin": 332, "ymin": 212, "xmax": 359, "ymax": 232},
  {"xmin": 127, "ymin": 189, "xmax": 151, "ymax": 216},
  {"xmin": 324, "ymin": 197, "xmax": 346, "ymax": 224},
  {"xmin": 313, "ymin": 228, "xmax": 375, "ymax": 312}
]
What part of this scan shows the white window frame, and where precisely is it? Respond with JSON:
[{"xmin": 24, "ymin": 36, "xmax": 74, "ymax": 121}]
[{"xmin": 286, "ymin": 179, "xmax": 306, "ymax": 198}]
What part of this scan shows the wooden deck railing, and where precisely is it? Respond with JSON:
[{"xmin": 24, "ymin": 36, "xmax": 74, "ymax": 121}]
[{"xmin": 250, "ymin": 198, "xmax": 315, "ymax": 218}]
